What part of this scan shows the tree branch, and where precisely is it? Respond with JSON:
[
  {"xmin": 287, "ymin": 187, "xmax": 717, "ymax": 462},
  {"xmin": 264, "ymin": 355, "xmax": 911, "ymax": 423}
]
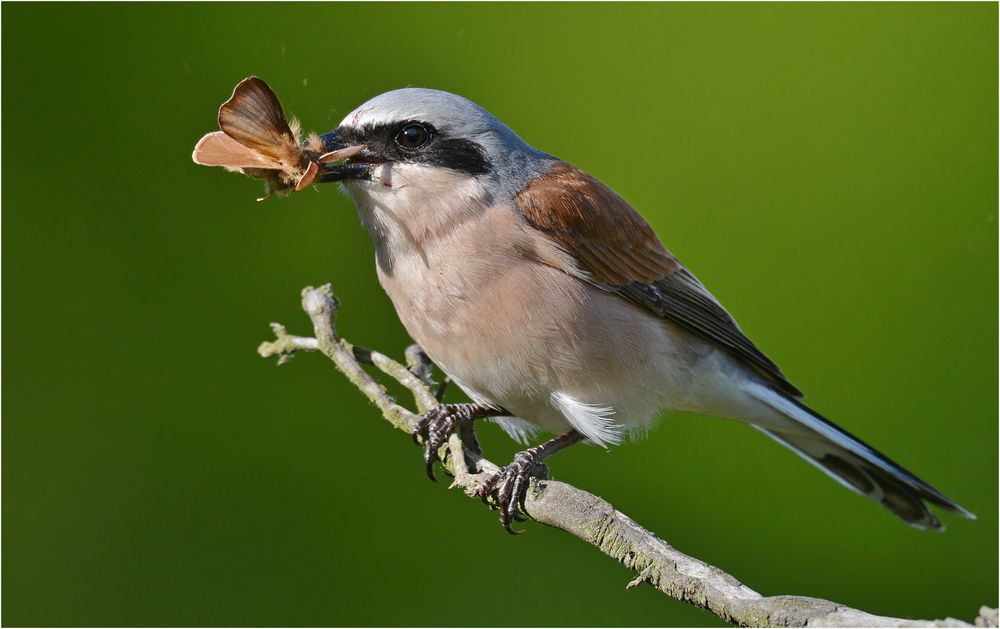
[{"xmin": 258, "ymin": 284, "xmax": 996, "ymax": 628}]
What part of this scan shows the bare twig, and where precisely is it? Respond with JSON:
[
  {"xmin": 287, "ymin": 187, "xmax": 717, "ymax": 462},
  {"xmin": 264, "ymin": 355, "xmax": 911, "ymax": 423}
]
[{"xmin": 259, "ymin": 284, "xmax": 995, "ymax": 629}]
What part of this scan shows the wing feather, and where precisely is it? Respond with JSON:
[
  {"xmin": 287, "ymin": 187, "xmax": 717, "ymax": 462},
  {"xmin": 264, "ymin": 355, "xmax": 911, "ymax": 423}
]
[{"xmin": 516, "ymin": 161, "xmax": 802, "ymax": 398}]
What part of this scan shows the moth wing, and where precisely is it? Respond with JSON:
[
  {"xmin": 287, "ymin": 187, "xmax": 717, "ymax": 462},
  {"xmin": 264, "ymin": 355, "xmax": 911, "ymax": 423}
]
[
  {"xmin": 294, "ymin": 161, "xmax": 319, "ymax": 191},
  {"xmin": 317, "ymin": 144, "xmax": 366, "ymax": 163},
  {"xmin": 192, "ymin": 131, "xmax": 282, "ymax": 170},
  {"xmin": 218, "ymin": 76, "xmax": 302, "ymax": 165}
]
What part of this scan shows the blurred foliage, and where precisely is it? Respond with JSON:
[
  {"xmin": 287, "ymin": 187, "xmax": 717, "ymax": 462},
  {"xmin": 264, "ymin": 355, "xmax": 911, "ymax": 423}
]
[{"xmin": 2, "ymin": 3, "xmax": 996, "ymax": 627}]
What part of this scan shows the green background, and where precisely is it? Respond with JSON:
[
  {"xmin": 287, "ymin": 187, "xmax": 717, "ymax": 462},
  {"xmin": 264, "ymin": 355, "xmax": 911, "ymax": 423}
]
[{"xmin": 3, "ymin": 3, "xmax": 996, "ymax": 626}]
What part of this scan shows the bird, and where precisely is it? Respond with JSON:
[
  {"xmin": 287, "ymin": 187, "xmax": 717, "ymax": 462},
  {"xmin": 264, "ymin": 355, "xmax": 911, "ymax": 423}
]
[{"xmin": 305, "ymin": 87, "xmax": 974, "ymax": 533}]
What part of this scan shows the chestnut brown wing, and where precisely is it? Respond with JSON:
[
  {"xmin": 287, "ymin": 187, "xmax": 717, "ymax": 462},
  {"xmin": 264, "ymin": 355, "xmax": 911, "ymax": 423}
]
[{"xmin": 516, "ymin": 161, "xmax": 802, "ymax": 398}]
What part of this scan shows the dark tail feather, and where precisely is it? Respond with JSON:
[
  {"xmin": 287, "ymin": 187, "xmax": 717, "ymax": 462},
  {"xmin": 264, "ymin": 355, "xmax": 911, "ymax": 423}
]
[{"xmin": 746, "ymin": 383, "xmax": 975, "ymax": 530}]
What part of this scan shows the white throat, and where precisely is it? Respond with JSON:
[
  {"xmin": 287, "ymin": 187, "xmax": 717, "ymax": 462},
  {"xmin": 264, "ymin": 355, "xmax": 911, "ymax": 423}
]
[{"xmin": 343, "ymin": 163, "xmax": 490, "ymax": 272}]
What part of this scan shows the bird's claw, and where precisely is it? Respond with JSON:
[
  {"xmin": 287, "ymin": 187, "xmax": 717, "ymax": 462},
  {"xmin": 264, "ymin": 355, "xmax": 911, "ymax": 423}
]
[
  {"xmin": 413, "ymin": 404, "xmax": 474, "ymax": 481},
  {"xmin": 477, "ymin": 450, "xmax": 547, "ymax": 534}
]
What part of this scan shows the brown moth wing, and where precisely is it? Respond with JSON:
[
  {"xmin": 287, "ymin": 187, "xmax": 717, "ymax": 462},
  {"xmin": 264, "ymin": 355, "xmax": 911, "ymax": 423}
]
[
  {"xmin": 218, "ymin": 77, "xmax": 307, "ymax": 170},
  {"xmin": 317, "ymin": 144, "xmax": 367, "ymax": 163},
  {"xmin": 294, "ymin": 161, "xmax": 319, "ymax": 191},
  {"xmin": 193, "ymin": 132, "xmax": 300, "ymax": 197},
  {"xmin": 192, "ymin": 131, "xmax": 284, "ymax": 170}
]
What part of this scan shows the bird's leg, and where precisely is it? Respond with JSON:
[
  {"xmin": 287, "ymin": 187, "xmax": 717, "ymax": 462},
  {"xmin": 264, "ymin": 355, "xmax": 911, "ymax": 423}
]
[
  {"xmin": 478, "ymin": 429, "xmax": 585, "ymax": 534},
  {"xmin": 413, "ymin": 403, "xmax": 505, "ymax": 481}
]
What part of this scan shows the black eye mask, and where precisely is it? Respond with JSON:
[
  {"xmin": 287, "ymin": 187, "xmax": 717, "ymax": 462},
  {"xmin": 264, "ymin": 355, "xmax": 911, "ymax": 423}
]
[{"xmin": 335, "ymin": 121, "xmax": 491, "ymax": 176}]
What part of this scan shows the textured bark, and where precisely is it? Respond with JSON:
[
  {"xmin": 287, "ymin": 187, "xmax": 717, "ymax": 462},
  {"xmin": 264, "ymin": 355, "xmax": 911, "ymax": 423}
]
[{"xmin": 258, "ymin": 284, "xmax": 995, "ymax": 629}]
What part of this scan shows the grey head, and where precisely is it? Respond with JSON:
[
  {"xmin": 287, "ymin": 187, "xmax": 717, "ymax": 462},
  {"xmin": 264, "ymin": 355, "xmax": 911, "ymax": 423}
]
[{"xmin": 315, "ymin": 88, "xmax": 553, "ymax": 201}]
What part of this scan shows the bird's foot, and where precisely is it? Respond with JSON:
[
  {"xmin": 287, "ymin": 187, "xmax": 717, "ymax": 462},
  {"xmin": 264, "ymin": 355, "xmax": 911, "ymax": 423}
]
[
  {"xmin": 476, "ymin": 430, "xmax": 584, "ymax": 534},
  {"xmin": 413, "ymin": 403, "xmax": 489, "ymax": 481},
  {"xmin": 477, "ymin": 448, "xmax": 549, "ymax": 534}
]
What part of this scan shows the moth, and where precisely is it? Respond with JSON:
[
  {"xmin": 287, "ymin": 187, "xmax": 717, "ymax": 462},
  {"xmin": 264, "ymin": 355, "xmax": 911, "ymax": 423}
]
[{"xmin": 192, "ymin": 77, "xmax": 363, "ymax": 199}]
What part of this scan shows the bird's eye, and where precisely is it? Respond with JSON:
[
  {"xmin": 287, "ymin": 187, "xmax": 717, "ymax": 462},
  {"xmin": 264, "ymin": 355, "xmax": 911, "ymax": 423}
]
[{"xmin": 395, "ymin": 124, "xmax": 429, "ymax": 150}]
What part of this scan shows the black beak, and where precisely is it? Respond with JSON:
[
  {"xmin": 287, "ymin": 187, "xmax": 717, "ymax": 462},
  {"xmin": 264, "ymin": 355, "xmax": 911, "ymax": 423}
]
[{"xmin": 310, "ymin": 131, "xmax": 375, "ymax": 183}]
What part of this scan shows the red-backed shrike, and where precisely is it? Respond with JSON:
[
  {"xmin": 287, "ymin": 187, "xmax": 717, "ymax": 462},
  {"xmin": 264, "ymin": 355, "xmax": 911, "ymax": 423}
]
[{"xmin": 311, "ymin": 88, "xmax": 973, "ymax": 533}]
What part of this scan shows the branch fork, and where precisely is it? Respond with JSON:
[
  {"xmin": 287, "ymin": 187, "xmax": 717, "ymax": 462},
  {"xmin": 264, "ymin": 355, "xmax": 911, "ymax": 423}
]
[{"xmin": 258, "ymin": 284, "xmax": 995, "ymax": 628}]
